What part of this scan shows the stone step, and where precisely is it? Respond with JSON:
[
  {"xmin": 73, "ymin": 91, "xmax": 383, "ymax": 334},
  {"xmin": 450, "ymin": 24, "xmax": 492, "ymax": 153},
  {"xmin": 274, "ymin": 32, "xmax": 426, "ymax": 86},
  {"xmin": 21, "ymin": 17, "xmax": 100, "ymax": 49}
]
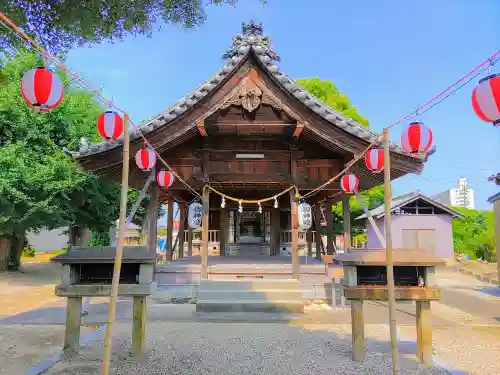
[
  {"xmin": 199, "ymin": 279, "xmax": 301, "ymax": 291},
  {"xmin": 196, "ymin": 300, "xmax": 304, "ymax": 313},
  {"xmin": 197, "ymin": 289, "xmax": 303, "ymax": 301}
]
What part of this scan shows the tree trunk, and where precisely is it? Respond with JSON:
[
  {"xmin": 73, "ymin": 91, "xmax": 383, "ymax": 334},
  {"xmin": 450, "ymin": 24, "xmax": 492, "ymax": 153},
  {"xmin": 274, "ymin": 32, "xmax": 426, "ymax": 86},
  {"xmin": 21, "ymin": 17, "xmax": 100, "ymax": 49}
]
[
  {"xmin": 68, "ymin": 225, "xmax": 90, "ymax": 247},
  {"xmin": 0, "ymin": 237, "xmax": 10, "ymax": 271},
  {"xmin": 8, "ymin": 231, "xmax": 26, "ymax": 271}
]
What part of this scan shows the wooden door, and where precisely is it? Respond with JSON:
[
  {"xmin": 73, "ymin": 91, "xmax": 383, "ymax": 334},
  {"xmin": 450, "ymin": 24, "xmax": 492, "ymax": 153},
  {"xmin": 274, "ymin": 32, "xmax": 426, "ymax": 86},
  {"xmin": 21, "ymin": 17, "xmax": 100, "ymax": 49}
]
[{"xmin": 402, "ymin": 229, "xmax": 436, "ymax": 252}]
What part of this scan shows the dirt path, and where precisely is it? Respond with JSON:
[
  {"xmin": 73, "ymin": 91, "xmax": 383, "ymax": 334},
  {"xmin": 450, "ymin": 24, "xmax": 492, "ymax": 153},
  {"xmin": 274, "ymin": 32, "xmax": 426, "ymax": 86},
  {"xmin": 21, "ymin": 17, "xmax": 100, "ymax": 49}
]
[{"xmin": 0, "ymin": 258, "xmax": 61, "ymax": 317}]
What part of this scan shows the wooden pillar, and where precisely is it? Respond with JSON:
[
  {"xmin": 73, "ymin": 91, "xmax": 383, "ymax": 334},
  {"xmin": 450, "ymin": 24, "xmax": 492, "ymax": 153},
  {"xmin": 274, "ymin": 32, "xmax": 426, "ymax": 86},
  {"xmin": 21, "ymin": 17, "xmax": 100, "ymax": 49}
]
[
  {"xmin": 64, "ymin": 297, "xmax": 82, "ymax": 350},
  {"xmin": 494, "ymin": 199, "xmax": 500, "ymax": 283},
  {"xmin": 219, "ymin": 208, "xmax": 228, "ymax": 256},
  {"xmin": 147, "ymin": 184, "xmax": 159, "ymax": 257},
  {"xmin": 290, "ymin": 190, "xmax": 300, "ymax": 279},
  {"xmin": 178, "ymin": 203, "xmax": 187, "ymax": 259},
  {"xmin": 131, "ymin": 295, "xmax": 146, "ymax": 356},
  {"xmin": 314, "ymin": 204, "xmax": 322, "ymax": 260},
  {"xmin": 306, "ymin": 227, "xmax": 313, "ymax": 258},
  {"xmin": 187, "ymin": 227, "xmax": 193, "ymax": 257},
  {"xmin": 326, "ymin": 200, "xmax": 334, "ymax": 255},
  {"xmin": 271, "ymin": 209, "xmax": 280, "ymax": 256},
  {"xmin": 166, "ymin": 199, "xmax": 174, "ymax": 261},
  {"xmin": 416, "ymin": 301, "xmax": 433, "ymax": 366},
  {"xmin": 342, "ymin": 194, "xmax": 351, "ymax": 252},
  {"xmin": 201, "ymin": 187, "xmax": 210, "ymax": 279},
  {"xmin": 351, "ymin": 300, "xmax": 365, "ymax": 361}
]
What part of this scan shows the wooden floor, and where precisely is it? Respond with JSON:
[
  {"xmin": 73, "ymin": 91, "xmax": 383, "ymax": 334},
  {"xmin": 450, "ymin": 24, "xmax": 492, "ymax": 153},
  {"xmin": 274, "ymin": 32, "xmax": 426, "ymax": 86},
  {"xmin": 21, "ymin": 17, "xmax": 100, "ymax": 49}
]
[{"xmin": 155, "ymin": 256, "xmax": 330, "ymax": 284}]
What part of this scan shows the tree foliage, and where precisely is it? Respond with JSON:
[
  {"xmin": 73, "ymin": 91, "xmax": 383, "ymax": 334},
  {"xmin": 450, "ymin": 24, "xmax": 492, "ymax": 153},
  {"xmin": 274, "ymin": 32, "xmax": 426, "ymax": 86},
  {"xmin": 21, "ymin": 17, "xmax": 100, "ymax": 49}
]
[
  {"xmin": 297, "ymin": 77, "xmax": 369, "ymax": 128},
  {"xmin": 1, "ymin": 0, "xmax": 266, "ymax": 52},
  {"xmin": 452, "ymin": 207, "xmax": 496, "ymax": 261},
  {"xmin": 0, "ymin": 50, "xmax": 158, "ymax": 268}
]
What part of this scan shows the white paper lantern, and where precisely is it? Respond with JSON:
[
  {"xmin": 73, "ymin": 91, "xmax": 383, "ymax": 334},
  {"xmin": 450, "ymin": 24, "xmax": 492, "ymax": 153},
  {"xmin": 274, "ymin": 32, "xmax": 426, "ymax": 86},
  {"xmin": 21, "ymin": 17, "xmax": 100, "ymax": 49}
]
[
  {"xmin": 188, "ymin": 202, "xmax": 203, "ymax": 229},
  {"xmin": 297, "ymin": 202, "xmax": 312, "ymax": 230}
]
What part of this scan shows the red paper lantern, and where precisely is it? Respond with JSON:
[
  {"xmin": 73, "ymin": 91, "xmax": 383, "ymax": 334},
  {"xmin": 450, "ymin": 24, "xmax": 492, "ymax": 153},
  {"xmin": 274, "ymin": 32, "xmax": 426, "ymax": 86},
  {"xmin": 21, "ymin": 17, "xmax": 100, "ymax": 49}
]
[
  {"xmin": 365, "ymin": 148, "xmax": 384, "ymax": 172},
  {"xmin": 135, "ymin": 148, "xmax": 156, "ymax": 170},
  {"xmin": 340, "ymin": 174, "xmax": 359, "ymax": 193},
  {"xmin": 401, "ymin": 121, "xmax": 433, "ymax": 154},
  {"xmin": 97, "ymin": 110, "xmax": 124, "ymax": 140},
  {"xmin": 472, "ymin": 74, "xmax": 500, "ymax": 126},
  {"xmin": 157, "ymin": 170, "xmax": 175, "ymax": 187},
  {"xmin": 20, "ymin": 67, "xmax": 64, "ymax": 112}
]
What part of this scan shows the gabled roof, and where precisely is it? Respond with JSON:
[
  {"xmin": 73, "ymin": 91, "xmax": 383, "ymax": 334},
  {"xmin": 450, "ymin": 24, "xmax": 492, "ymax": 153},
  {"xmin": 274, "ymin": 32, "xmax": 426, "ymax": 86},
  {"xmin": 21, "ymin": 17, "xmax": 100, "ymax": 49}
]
[
  {"xmin": 65, "ymin": 21, "xmax": 426, "ymax": 163},
  {"xmin": 488, "ymin": 191, "xmax": 500, "ymax": 203},
  {"xmin": 356, "ymin": 190, "xmax": 465, "ymax": 220}
]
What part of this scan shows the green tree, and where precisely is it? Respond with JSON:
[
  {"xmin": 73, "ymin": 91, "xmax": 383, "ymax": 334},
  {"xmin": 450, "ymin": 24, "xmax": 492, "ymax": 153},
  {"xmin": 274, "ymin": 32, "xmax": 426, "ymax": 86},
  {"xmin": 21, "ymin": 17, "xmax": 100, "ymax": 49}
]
[
  {"xmin": 0, "ymin": 50, "xmax": 127, "ymax": 269},
  {"xmin": 297, "ymin": 77, "xmax": 369, "ymax": 128},
  {"xmin": 452, "ymin": 207, "xmax": 496, "ymax": 261},
  {"xmin": 1, "ymin": 1, "xmax": 267, "ymax": 52}
]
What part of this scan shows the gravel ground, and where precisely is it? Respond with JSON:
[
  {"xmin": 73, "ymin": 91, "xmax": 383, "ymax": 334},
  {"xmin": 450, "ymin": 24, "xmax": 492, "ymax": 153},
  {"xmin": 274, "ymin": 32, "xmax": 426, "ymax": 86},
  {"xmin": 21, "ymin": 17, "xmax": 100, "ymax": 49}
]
[
  {"xmin": 400, "ymin": 325, "xmax": 500, "ymax": 375},
  {"xmin": 46, "ymin": 322, "xmax": 448, "ymax": 375},
  {"xmin": 0, "ymin": 324, "xmax": 94, "ymax": 375}
]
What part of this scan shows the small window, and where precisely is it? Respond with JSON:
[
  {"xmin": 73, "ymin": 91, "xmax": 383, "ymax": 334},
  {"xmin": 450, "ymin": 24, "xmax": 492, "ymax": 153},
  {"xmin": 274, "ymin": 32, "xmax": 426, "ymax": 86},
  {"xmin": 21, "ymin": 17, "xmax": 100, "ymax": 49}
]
[
  {"xmin": 417, "ymin": 207, "xmax": 433, "ymax": 215},
  {"xmin": 401, "ymin": 207, "xmax": 417, "ymax": 215}
]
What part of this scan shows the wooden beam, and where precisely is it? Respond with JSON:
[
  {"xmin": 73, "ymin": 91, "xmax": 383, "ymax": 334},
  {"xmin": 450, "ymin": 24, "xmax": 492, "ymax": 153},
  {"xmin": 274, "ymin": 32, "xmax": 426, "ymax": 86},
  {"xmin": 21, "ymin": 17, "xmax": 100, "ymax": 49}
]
[
  {"xmin": 131, "ymin": 296, "xmax": 146, "ymax": 356},
  {"xmin": 342, "ymin": 194, "xmax": 351, "ymax": 251},
  {"xmin": 187, "ymin": 227, "xmax": 193, "ymax": 257},
  {"xmin": 220, "ymin": 207, "xmax": 228, "ymax": 256},
  {"xmin": 314, "ymin": 204, "xmax": 322, "ymax": 261},
  {"xmin": 178, "ymin": 203, "xmax": 187, "ymax": 259},
  {"xmin": 290, "ymin": 190, "xmax": 300, "ymax": 279},
  {"xmin": 166, "ymin": 199, "xmax": 173, "ymax": 261},
  {"xmin": 197, "ymin": 119, "xmax": 208, "ymax": 136},
  {"xmin": 201, "ymin": 187, "xmax": 210, "ymax": 279},
  {"xmin": 326, "ymin": 200, "xmax": 334, "ymax": 255},
  {"xmin": 416, "ymin": 301, "xmax": 433, "ymax": 367},
  {"xmin": 147, "ymin": 184, "xmax": 159, "ymax": 258},
  {"xmin": 351, "ymin": 300, "xmax": 365, "ymax": 361}
]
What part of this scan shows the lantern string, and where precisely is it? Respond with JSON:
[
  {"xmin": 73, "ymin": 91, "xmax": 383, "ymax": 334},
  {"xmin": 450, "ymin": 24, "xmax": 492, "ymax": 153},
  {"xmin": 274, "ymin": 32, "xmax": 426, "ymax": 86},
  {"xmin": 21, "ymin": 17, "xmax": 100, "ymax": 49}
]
[{"xmin": 2, "ymin": 10, "xmax": 499, "ymax": 203}]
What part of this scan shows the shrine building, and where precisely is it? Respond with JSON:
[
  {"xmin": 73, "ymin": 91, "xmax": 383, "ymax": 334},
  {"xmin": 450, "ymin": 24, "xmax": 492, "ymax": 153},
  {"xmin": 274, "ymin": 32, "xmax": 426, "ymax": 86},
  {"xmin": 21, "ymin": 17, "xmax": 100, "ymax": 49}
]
[{"xmin": 67, "ymin": 21, "xmax": 427, "ymax": 281}]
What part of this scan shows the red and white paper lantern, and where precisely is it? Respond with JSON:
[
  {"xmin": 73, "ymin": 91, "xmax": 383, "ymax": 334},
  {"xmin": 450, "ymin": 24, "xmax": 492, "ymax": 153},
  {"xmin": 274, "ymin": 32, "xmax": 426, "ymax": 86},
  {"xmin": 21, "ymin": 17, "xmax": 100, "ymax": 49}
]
[
  {"xmin": 401, "ymin": 121, "xmax": 433, "ymax": 154},
  {"xmin": 471, "ymin": 74, "xmax": 500, "ymax": 126},
  {"xmin": 365, "ymin": 148, "xmax": 384, "ymax": 172},
  {"xmin": 157, "ymin": 170, "xmax": 175, "ymax": 188},
  {"xmin": 21, "ymin": 67, "xmax": 64, "ymax": 112},
  {"xmin": 340, "ymin": 173, "xmax": 359, "ymax": 194},
  {"xmin": 97, "ymin": 110, "xmax": 124, "ymax": 140},
  {"xmin": 135, "ymin": 148, "xmax": 156, "ymax": 170}
]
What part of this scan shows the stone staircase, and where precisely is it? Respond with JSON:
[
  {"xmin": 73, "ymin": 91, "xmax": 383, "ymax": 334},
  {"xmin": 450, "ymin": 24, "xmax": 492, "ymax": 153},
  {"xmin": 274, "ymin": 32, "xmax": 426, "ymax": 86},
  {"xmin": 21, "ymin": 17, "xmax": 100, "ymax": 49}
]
[{"xmin": 196, "ymin": 279, "xmax": 304, "ymax": 313}]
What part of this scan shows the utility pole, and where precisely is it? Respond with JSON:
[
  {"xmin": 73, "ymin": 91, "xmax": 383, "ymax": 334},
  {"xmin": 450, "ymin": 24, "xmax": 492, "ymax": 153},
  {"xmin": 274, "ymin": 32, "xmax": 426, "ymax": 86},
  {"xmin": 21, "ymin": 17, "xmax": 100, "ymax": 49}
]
[{"xmin": 383, "ymin": 128, "xmax": 400, "ymax": 374}]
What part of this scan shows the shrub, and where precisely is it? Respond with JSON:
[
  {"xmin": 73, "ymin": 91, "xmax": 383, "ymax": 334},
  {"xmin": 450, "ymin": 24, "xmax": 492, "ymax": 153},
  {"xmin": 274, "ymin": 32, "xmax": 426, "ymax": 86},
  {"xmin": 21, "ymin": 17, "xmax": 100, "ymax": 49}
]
[{"xmin": 21, "ymin": 244, "xmax": 36, "ymax": 258}]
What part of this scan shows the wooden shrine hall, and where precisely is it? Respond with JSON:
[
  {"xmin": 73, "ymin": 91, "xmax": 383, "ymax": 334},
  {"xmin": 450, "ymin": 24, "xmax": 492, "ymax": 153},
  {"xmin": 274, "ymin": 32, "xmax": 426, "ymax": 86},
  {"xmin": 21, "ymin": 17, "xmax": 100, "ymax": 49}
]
[{"xmin": 68, "ymin": 21, "xmax": 427, "ymax": 281}]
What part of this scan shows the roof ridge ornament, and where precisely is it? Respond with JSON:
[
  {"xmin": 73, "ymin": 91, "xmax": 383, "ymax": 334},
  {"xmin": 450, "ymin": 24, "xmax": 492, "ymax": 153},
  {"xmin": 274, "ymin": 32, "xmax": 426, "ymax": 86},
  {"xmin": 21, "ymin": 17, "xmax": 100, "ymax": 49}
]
[{"xmin": 222, "ymin": 20, "xmax": 281, "ymax": 62}]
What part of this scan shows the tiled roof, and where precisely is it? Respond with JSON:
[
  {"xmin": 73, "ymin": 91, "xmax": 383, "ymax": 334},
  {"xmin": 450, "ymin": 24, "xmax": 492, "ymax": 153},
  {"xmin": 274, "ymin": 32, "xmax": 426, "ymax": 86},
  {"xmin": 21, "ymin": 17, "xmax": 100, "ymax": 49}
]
[
  {"xmin": 356, "ymin": 190, "xmax": 465, "ymax": 219},
  {"xmin": 65, "ymin": 21, "xmax": 417, "ymax": 159}
]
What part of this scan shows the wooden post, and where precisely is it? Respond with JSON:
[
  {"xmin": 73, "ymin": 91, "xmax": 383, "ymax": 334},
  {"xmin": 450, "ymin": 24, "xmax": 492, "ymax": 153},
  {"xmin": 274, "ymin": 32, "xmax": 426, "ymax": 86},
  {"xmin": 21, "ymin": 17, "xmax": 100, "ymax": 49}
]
[
  {"xmin": 383, "ymin": 128, "xmax": 400, "ymax": 374},
  {"xmin": 271, "ymin": 209, "xmax": 280, "ymax": 256},
  {"xmin": 314, "ymin": 204, "xmax": 322, "ymax": 260},
  {"xmin": 416, "ymin": 301, "xmax": 433, "ymax": 366},
  {"xmin": 102, "ymin": 114, "xmax": 130, "ymax": 375},
  {"xmin": 351, "ymin": 300, "xmax": 365, "ymax": 361},
  {"xmin": 166, "ymin": 199, "xmax": 173, "ymax": 261},
  {"xmin": 326, "ymin": 200, "xmax": 334, "ymax": 255},
  {"xmin": 201, "ymin": 187, "xmax": 210, "ymax": 279},
  {"xmin": 493, "ymin": 199, "xmax": 500, "ymax": 283},
  {"xmin": 187, "ymin": 227, "xmax": 193, "ymax": 257},
  {"xmin": 342, "ymin": 194, "xmax": 351, "ymax": 252},
  {"xmin": 131, "ymin": 295, "xmax": 146, "ymax": 356},
  {"xmin": 290, "ymin": 190, "xmax": 300, "ymax": 279},
  {"xmin": 64, "ymin": 297, "xmax": 82, "ymax": 350},
  {"xmin": 219, "ymin": 207, "xmax": 228, "ymax": 256},
  {"xmin": 306, "ymin": 227, "xmax": 313, "ymax": 258},
  {"xmin": 178, "ymin": 203, "xmax": 186, "ymax": 259},
  {"xmin": 147, "ymin": 184, "xmax": 159, "ymax": 258}
]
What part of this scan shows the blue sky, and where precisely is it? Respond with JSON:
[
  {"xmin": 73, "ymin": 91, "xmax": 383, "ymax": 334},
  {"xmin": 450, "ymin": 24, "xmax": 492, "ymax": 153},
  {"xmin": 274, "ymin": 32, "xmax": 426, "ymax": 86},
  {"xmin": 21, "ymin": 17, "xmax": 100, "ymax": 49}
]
[{"xmin": 67, "ymin": 0, "xmax": 500, "ymax": 211}]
